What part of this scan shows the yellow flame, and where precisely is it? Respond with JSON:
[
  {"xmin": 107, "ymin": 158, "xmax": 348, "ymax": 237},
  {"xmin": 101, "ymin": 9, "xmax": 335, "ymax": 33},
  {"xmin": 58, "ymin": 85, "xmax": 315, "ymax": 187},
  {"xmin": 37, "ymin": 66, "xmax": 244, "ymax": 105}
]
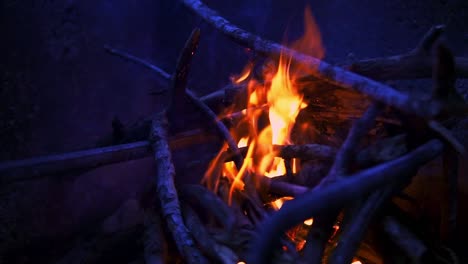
[{"xmin": 304, "ymin": 218, "xmax": 314, "ymax": 226}]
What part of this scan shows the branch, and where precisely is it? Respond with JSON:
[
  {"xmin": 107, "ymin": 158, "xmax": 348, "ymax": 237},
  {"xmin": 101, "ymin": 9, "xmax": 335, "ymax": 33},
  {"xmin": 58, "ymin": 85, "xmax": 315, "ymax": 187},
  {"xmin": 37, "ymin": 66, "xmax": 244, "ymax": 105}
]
[
  {"xmin": 182, "ymin": 204, "xmax": 239, "ymax": 264},
  {"xmin": 181, "ymin": 0, "xmax": 441, "ymax": 118},
  {"xmin": 0, "ymin": 128, "xmax": 216, "ymax": 185},
  {"xmin": 150, "ymin": 113, "xmax": 207, "ymax": 264},
  {"xmin": 179, "ymin": 184, "xmax": 236, "ymax": 231},
  {"xmin": 105, "ymin": 45, "xmax": 244, "ymax": 170},
  {"xmin": 0, "ymin": 141, "xmax": 151, "ymax": 184},
  {"xmin": 246, "ymin": 139, "xmax": 444, "ymax": 263},
  {"xmin": 329, "ymin": 187, "xmax": 395, "ymax": 264},
  {"xmin": 301, "ymin": 103, "xmax": 382, "ymax": 262}
]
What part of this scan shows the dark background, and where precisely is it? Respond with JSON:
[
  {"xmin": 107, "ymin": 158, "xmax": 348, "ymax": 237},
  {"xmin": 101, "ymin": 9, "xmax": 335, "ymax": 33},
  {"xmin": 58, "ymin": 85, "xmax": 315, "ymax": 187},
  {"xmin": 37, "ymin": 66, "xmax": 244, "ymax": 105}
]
[{"xmin": 1, "ymin": 0, "xmax": 467, "ymax": 261}]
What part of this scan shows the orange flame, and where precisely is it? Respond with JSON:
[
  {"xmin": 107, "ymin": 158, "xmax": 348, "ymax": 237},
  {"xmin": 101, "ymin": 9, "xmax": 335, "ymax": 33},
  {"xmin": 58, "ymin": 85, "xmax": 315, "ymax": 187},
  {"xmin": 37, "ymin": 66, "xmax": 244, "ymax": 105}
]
[{"xmin": 205, "ymin": 6, "xmax": 324, "ymax": 205}]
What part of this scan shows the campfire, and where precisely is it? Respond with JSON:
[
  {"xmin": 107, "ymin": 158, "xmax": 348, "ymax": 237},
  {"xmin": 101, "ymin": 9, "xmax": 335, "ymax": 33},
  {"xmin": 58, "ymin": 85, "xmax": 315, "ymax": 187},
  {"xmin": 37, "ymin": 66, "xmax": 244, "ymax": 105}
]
[{"xmin": 1, "ymin": 0, "xmax": 467, "ymax": 263}]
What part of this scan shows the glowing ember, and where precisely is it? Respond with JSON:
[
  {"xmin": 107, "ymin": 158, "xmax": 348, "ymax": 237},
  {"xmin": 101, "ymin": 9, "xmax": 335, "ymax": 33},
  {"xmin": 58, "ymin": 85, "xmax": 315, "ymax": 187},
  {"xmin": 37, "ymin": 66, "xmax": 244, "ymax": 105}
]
[
  {"xmin": 351, "ymin": 260, "xmax": 363, "ymax": 264},
  {"xmin": 303, "ymin": 218, "xmax": 314, "ymax": 226}
]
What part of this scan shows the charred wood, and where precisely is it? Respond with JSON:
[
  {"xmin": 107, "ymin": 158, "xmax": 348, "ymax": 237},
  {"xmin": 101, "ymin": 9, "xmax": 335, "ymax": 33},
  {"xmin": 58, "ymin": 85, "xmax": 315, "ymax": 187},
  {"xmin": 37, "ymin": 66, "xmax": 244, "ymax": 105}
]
[{"xmin": 182, "ymin": 204, "xmax": 239, "ymax": 264}]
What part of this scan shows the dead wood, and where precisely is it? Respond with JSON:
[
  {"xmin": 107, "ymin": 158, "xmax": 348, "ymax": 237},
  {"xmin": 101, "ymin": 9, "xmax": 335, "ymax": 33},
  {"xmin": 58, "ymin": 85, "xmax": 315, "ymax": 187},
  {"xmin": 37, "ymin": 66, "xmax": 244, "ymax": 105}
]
[
  {"xmin": 149, "ymin": 28, "xmax": 208, "ymax": 263},
  {"xmin": 181, "ymin": 0, "xmax": 444, "ymax": 118},
  {"xmin": 382, "ymin": 216, "xmax": 430, "ymax": 263},
  {"xmin": 0, "ymin": 141, "xmax": 151, "ymax": 184},
  {"xmin": 301, "ymin": 103, "xmax": 382, "ymax": 262},
  {"xmin": 0, "ymin": 129, "xmax": 216, "ymax": 185},
  {"xmin": 246, "ymin": 139, "xmax": 444, "ymax": 263},
  {"xmin": 329, "ymin": 187, "xmax": 395, "ymax": 264},
  {"xmin": 150, "ymin": 112, "xmax": 207, "ymax": 264},
  {"xmin": 179, "ymin": 184, "xmax": 236, "ymax": 231},
  {"xmin": 261, "ymin": 177, "xmax": 309, "ymax": 198}
]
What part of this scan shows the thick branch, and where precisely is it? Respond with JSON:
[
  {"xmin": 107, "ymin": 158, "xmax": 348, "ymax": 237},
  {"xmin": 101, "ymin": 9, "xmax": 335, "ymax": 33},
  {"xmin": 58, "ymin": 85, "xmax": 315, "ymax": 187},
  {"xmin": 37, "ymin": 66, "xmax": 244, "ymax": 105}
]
[
  {"xmin": 246, "ymin": 139, "xmax": 444, "ymax": 263},
  {"xmin": 150, "ymin": 113, "xmax": 207, "ymax": 264},
  {"xmin": 0, "ymin": 128, "xmax": 216, "ymax": 185},
  {"xmin": 0, "ymin": 141, "xmax": 151, "ymax": 184}
]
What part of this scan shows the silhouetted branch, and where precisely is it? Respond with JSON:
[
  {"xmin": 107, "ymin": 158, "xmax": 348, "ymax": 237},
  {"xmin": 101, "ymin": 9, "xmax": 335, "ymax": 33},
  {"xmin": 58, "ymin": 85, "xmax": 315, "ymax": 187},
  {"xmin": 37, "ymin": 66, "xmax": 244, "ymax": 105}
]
[
  {"xmin": 302, "ymin": 103, "xmax": 382, "ymax": 262},
  {"xmin": 246, "ymin": 139, "xmax": 444, "ymax": 263}
]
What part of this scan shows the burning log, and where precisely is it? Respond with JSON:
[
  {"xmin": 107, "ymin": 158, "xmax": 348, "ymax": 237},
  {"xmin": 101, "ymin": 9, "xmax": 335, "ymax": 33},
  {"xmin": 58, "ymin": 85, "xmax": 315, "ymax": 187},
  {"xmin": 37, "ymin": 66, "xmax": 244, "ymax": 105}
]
[{"xmin": 246, "ymin": 139, "xmax": 444, "ymax": 263}]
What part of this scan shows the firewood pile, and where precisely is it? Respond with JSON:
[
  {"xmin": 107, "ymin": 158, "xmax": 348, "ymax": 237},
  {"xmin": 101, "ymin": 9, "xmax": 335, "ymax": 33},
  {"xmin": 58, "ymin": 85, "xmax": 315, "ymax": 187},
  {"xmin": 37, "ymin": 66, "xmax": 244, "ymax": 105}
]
[{"xmin": 1, "ymin": 0, "xmax": 468, "ymax": 263}]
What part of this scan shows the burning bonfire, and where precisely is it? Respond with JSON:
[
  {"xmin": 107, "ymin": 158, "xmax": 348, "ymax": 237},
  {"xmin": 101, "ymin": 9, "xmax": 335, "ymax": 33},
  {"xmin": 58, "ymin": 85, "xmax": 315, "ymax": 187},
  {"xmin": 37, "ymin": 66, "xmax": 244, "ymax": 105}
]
[{"xmin": 1, "ymin": 0, "xmax": 467, "ymax": 263}]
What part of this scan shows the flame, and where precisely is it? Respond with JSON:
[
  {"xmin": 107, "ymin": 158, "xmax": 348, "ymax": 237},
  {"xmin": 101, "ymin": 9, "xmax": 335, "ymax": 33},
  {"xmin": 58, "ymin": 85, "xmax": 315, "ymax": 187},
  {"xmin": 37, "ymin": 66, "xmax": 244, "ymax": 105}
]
[
  {"xmin": 303, "ymin": 218, "xmax": 314, "ymax": 226},
  {"xmin": 205, "ymin": 6, "xmax": 324, "ymax": 208},
  {"xmin": 351, "ymin": 261, "xmax": 363, "ymax": 264}
]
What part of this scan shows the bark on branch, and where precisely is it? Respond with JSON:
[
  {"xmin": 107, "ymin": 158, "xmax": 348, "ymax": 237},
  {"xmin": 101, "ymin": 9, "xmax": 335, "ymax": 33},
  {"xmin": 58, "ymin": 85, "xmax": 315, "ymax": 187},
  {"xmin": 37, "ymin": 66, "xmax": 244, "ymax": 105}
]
[{"xmin": 150, "ymin": 113, "xmax": 207, "ymax": 264}]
